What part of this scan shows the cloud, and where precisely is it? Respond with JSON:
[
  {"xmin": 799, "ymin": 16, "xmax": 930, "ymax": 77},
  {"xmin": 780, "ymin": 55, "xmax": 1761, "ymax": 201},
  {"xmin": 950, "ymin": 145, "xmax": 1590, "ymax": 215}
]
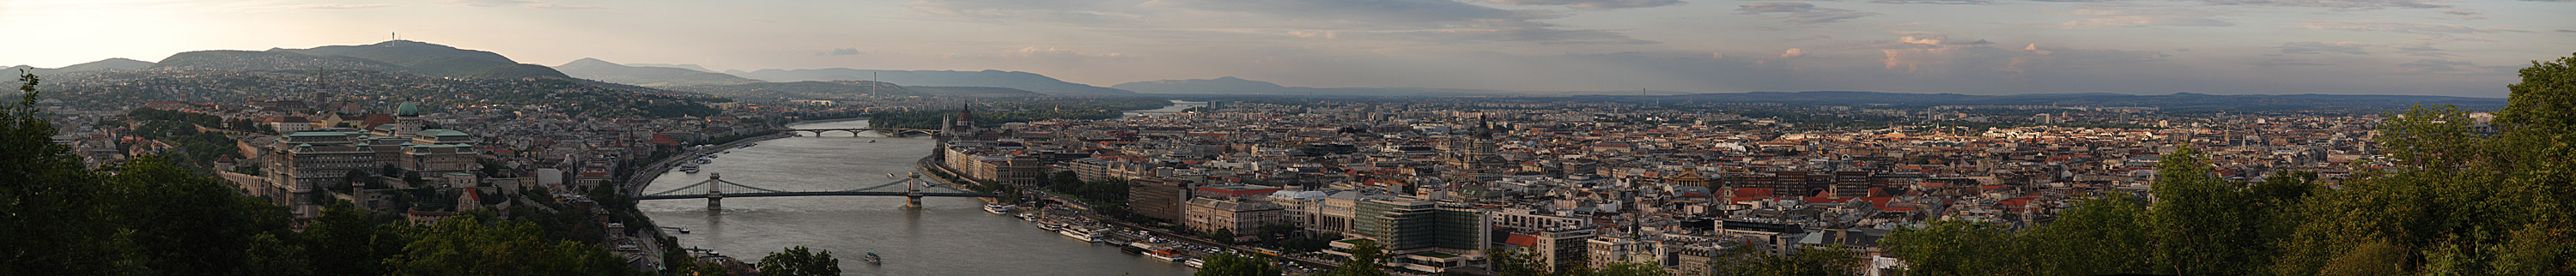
[
  {"xmin": 1737, "ymin": 3, "xmax": 1880, "ymax": 24},
  {"xmin": 526, "ymin": 3, "xmax": 604, "ymax": 9},
  {"xmin": 903, "ymin": 0, "xmax": 1642, "ymax": 45},
  {"xmin": 1007, "ymin": 46, "xmax": 1131, "ymax": 61},
  {"xmin": 2040, "ymin": 9, "xmax": 2234, "ymax": 28},
  {"xmin": 2558, "ymin": 29, "xmax": 2576, "ymax": 33},
  {"xmin": 2200, "ymin": 0, "xmax": 2448, "ymax": 9},
  {"xmin": 1781, "ymin": 48, "xmax": 1807, "ymax": 58},
  {"xmin": 290, "ymin": 3, "xmax": 398, "ymax": 9},
  {"xmin": 2391, "ymin": 44, "xmax": 2451, "ymax": 57},
  {"xmin": 1870, "ymin": 0, "xmax": 1994, "ymax": 4},
  {"xmin": 2253, "ymin": 58, "xmax": 2333, "ymax": 66},
  {"xmin": 444, "ymin": 0, "xmax": 598, "ymax": 9},
  {"xmin": 1859, "ymin": 35, "xmax": 2167, "ymax": 75},
  {"xmin": 444, "ymin": 0, "xmax": 534, "ymax": 7},
  {"xmin": 2395, "ymin": 58, "xmax": 2512, "ymax": 75},
  {"xmin": 1483, "ymin": 0, "xmax": 1686, "ymax": 9},
  {"xmin": 817, "ymin": 48, "xmax": 867, "ymax": 56},
  {"xmin": 2276, "ymin": 41, "xmax": 2373, "ymax": 55},
  {"xmin": 1327, "ymin": 20, "xmax": 1659, "ymax": 45},
  {"xmin": 2279, "ymin": 21, "xmax": 2528, "ymax": 42}
]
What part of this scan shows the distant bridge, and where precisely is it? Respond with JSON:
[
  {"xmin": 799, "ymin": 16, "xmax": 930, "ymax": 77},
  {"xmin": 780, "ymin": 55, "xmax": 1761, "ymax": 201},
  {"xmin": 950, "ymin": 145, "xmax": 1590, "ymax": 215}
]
[
  {"xmin": 783, "ymin": 128, "xmax": 940, "ymax": 137},
  {"xmin": 635, "ymin": 172, "xmax": 997, "ymax": 209}
]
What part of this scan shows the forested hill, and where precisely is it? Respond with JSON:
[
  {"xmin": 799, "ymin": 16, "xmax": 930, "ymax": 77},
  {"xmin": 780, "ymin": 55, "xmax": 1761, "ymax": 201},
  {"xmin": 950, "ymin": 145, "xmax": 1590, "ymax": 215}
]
[
  {"xmin": 552, "ymin": 57, "xmax": 760, "ymax": 87},
  {"xmin": 268, "ymin": 40, "xmax": 570, "ymax": 79},
  {"xmin": 660, "ymin": 81, "xmax": 927, "ymax": 99},
  {"xmin": 726, "ymin": 68, "xmax": 1136, "ymax": 96}
]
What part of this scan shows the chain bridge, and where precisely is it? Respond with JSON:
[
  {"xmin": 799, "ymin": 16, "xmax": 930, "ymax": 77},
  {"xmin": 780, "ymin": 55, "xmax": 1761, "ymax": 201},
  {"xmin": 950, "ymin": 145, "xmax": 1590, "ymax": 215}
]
[{"xmin": 635, "ymin": 172, "xmax": 998, "ymax": 209}]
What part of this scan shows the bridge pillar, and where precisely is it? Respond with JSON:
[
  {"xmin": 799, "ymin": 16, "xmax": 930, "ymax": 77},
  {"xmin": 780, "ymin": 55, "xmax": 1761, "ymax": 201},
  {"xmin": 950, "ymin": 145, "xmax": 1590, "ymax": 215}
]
[{"xmin": 707, "ymin": 173, "xmax": 724, "ymax": 210}]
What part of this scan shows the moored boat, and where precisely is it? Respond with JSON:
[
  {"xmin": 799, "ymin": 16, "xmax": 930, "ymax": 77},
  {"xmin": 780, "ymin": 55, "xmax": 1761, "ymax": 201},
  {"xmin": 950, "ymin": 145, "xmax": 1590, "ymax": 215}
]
[{"xmin": 1059, "ymin": 226, "xmax": 1105, "ymax": 243}]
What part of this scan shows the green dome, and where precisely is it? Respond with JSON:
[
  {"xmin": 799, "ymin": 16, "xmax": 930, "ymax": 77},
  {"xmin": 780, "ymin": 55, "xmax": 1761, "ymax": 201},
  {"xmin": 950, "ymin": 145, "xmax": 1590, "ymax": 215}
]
[{"xmin": 395, "ymin": 102, "xmax": 422, "ymax": 117}]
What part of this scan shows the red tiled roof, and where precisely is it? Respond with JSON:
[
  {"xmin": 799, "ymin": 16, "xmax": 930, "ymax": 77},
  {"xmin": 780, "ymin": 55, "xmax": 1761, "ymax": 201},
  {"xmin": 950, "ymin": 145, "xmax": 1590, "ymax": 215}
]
[{"xmin": 1504, "ymin": 234, "xmax": 1539, "ymax": 247}]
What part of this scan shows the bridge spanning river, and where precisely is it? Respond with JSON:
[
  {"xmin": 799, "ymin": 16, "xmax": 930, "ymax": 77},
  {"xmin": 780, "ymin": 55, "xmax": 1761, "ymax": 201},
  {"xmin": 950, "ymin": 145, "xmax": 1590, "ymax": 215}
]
[
  {"xmin": 634, "ymin": 172, "xmax": 997, "ymax": 209},
  {"xmin": 635, "ymin": 116, "xmax": 1198, "ymax": 276}
]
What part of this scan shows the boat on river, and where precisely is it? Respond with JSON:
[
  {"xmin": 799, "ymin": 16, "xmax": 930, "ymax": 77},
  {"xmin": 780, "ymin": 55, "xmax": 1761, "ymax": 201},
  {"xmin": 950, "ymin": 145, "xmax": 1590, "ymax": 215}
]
[
  {"xmin": 984, "ymin": 204, "xmax": 1013, "ymax": 214},
  {"xmin": 1060, "ymin": 226, "xmax": 1105, "ymax": 243},
  {"xmin": 861, "ymin": 252, "xmax": 881, "ymax": 265}
]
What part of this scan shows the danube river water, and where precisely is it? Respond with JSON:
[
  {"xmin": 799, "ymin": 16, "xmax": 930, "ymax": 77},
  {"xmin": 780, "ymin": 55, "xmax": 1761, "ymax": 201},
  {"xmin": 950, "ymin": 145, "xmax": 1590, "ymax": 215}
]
[{"xmin": 640, "ymin": 101, "xmax": 1204, "ymax": 275}]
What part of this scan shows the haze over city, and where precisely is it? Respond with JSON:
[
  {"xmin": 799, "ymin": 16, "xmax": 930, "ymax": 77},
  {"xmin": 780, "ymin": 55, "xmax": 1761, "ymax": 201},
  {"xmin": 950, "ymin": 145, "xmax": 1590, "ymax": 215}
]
[{"xmin": 4, "ymin": 0, "xmax": 2571, "ymax": 97}]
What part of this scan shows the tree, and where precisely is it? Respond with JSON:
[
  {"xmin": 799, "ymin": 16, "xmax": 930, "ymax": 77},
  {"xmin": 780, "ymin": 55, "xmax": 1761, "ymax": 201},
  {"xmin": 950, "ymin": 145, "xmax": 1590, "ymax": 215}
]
[
  {"xmin": 0, "ymin": 69, "xmax": 142, "ymax": 275},
  {"xmin": 2145, "ymin": 146, "xmax": 2263, "ymax": 275},
  {"xmin": 106, "ymin": 156, "xmax": 295, "ymax": 276},
  {"xmin": 1318, "ymin": 240, "xmax": 1392, "ymax": 276},
  {"xmin": 1485, "ymin": 248, "xmax": 1548, "ymax": 276},
  {"xmin": 305, "ymin": 201, "xmax": 407, "ymax": 276},
  {"xmin": 756, "ymin": 246, "xmax": 841, "ymax": 276},
  {"xmin": 388, "ymin": 217, "xmax": 635, "ymax": 276},
  {"xmin": 1195, "ymin": 253, "xmax": 1283, "ymax": 276},
  {"xmin": 2268, "ymin": 52, "xmax": 2576, "ymax": 275}
]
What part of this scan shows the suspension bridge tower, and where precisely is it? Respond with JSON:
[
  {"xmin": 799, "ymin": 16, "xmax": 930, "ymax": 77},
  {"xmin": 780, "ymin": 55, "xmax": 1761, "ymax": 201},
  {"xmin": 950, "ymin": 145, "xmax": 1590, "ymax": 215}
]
[{"xmin": 707, "ymin": 173, "xmax": 724, "ymax": 210}]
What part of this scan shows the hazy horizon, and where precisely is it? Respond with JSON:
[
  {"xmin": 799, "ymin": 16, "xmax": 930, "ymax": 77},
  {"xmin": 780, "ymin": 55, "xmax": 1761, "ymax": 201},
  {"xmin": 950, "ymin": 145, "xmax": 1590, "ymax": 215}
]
[{"xmin": 3, "ymin": 0, "xmax": 2569, "ymax": 97}]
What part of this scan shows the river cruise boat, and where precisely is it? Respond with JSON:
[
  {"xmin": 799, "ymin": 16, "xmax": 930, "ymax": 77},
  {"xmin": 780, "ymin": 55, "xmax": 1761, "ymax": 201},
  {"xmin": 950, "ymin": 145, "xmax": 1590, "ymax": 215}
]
[
  {"xmin": 1185, "ymin": 258, "xmax": 1206, "ymax": 268},
  {"xmin": 679, "ymin": 166, "xmax": 700, "ymax": 174},
  {"xmin": 983, "ymin": 204, "xmax": 1013, "ymax": 214},
  {"xmin": 1148, "ymin": 249, "xmax": 1186, "ymax": 261},
  {"xmin": 1060, "ymin": 226, "xmax": 1105, "ymax": 243}
]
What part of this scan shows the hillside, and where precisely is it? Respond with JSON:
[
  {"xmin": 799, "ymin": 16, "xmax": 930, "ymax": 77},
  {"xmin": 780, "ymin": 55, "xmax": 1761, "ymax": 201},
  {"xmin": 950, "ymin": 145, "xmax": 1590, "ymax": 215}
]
[
  {"xmin": 154, "ymin": 50, "xmax": 413, "ymax": 72},
  {"xmin": 268, "ymin": 40, "xmax": 569, "ymax": 79},
  {"xmin": 726, "ymin": 68, "xmax": 1134, "ymax": 96},
  {"xmin": 907, "ymin": 86, "xmax": 1046, "ymax": 98},
  {"xmin": 6, "ymin": 57, "xmax": 157, "ymax": 76},
  {"xmin": 659, "ymin": 81, "xmax": 927, "ymax": 99},
  {"xmin": 553, "ymin": 57, "xmax": 759, "ymax": 87},
  {"xmin": 1112, "ymin": 76, "xmax": 1495, "ymax": 96}
]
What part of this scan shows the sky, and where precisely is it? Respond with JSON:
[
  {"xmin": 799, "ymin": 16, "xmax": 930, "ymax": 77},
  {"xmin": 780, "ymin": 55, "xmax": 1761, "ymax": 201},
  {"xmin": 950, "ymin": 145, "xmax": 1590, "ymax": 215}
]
[{"xmin": 1, "ymin": 0, "xmax": 2569, "ymax": 97}]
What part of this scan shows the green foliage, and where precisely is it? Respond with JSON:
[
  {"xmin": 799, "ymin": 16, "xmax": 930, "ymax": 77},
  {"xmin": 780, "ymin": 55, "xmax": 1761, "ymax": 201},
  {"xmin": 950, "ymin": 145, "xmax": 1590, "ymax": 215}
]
[
  {"xmin": 1049, "ymin": 177, "xmax": 1133, "ymax": 206},
  {"xmin": 388, "ymin": 217, "xmax": 636, "ymax": 276},
  {"xmin": 106, "ymin": 156, "xmax": 295, "ymax": 276},
  {"xmin": 1886, "ymin": 52, "xmax": 2576, "ymax": 276},
  {"xmin": 1195, "ymin": 253, "xmax": 1283, "ymax": 276},
  {"xmin": 1318, "ymin": 240, "xmax": 1392, "ymax": 276},
  {"xmin": 755, "ymin": 246, "xmax": 841, "ymax": 276},
  {"xmin": 2, "ymin": 69, "xmax": 147, "ymax": 276},
  {"xmin": 3, "ymin": 70, "xmax": 649, "ymax": 276},
  {"xmin": 1886, "ymin": 193, "xmax": 2155, "ymax": 276}
]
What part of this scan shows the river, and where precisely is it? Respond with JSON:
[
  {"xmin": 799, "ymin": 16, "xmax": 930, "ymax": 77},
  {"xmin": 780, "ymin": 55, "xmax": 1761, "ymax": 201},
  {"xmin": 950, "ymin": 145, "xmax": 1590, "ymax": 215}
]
[{"xmin": 638, "ymin": 117, "xmax": 1195, "ymax": 275}]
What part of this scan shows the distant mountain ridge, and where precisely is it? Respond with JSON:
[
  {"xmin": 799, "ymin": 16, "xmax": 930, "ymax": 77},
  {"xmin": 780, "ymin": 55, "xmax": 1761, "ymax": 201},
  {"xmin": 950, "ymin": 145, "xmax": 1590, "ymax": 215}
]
[
  {"xmin": 7, "ymin": 57, "xmax": 156, "ymax": 75},
  {"xmin": 659, "ymin": 80, "xmax": 1043, "ymax": 99},
  {"xmin": 268, "ymin": 40, "xmax": 567, "ymax": 79},
  {"xmin": 149, "ymin": 40, "xmax": 568, "ymax": 79},
  {"xmin": 726, "ymin": 68, "xmax": 1135, "ymax": 96},
  {"xmin": 1112, "ymin": 76, "xmax": 1504, "ymax": 96},
  {"xmin": 553, "ymin": 57, "xmax": 759, "ymax": 86}
]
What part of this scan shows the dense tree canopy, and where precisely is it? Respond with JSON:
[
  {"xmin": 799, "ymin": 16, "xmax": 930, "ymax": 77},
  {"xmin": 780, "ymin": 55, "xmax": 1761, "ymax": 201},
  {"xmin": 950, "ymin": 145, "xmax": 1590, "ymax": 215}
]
[
  {"xmin": 1883, "ymin": 52, "xmax": 2576, "ymax": 276},
  {"xmin": 1, "ymin": 70, "xmax": 647, "ymax": 276},
  {"xmin": 755, "ymin": 246, "xmax": 841, "ymax": 276}
]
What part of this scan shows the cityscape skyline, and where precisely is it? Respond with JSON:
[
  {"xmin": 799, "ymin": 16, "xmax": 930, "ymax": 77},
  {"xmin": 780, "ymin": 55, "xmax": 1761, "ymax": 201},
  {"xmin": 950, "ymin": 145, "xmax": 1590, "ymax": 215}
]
[{"xmin": 4, "ymin": 0, "xmax": 2572, "ymax": 97}]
